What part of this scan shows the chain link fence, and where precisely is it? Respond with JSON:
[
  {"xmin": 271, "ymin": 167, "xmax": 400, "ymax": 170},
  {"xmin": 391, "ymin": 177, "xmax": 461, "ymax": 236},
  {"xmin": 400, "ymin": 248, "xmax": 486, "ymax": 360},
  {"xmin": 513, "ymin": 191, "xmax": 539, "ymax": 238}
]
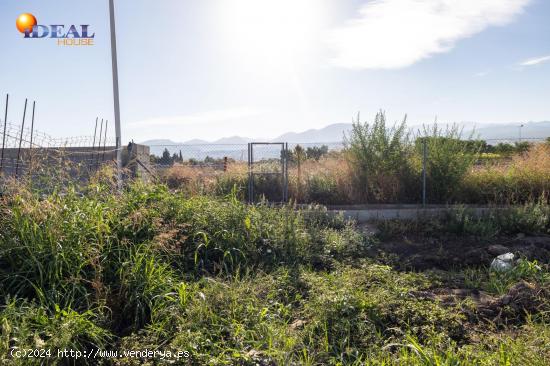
[
  {"xmin": 1, "ymin": 90, "xmax": 547, "ymax": 204},
  {"xmin": 144, "ymin": 137, "xmax": 549, "ymax": 205},
  {"xmin": 2, "ymin": 122, "xmax": 547, "ymax": 205},
  {"xmin": 0, "ymin": 119, "xmax": 119, "ymax": 180}
]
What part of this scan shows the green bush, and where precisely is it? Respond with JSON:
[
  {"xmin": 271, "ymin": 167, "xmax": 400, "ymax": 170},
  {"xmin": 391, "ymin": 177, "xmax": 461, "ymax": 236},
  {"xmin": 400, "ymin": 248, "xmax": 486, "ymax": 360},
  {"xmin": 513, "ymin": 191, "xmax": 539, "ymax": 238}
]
[
  {"xmin": 343, "ymin": 112, "xmax": 486, "ymax": 204},
  {"xmin": 345, "ymin": 111, "xmax": 414, "ymax": 202},
  {"xmin": 416, "ymin": 123, "xmax": 481, "ymax": 203}
]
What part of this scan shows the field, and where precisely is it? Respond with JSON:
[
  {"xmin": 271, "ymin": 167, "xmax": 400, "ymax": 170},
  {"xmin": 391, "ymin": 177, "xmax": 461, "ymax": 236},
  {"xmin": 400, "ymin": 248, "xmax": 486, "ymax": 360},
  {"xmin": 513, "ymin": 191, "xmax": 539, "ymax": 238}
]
[
  {"xmin": 1, "ymin": 178, "xmax": 550, "ymax": 365},
  {"xmin": 161, "ymin": 141, "xmax": 550, "ymax": 206},
  {"xmin": 158, "ymin": 116, "xmax": 550, "ymax": 206}
]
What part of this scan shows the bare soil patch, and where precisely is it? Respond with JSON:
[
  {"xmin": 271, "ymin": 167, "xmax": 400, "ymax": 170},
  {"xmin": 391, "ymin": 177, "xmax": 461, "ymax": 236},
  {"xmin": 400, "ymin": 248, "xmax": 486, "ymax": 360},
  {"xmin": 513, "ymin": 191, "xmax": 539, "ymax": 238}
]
[{"xmin": 373, "ymin": 234, "xmax": 550, "ymax": 271}]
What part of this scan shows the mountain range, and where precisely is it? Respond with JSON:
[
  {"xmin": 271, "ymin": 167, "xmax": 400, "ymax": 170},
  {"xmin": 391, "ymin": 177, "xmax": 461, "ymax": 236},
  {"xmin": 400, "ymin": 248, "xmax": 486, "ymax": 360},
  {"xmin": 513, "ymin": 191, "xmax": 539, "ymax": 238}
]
[{"xmin": 141, "ymin": 121, "xmax": 550, "ymax": 149}]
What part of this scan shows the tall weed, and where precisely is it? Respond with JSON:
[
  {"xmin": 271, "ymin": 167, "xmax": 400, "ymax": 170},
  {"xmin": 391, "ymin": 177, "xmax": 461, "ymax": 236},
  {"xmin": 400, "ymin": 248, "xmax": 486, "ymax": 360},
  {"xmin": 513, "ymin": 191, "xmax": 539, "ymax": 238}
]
[{"xmin": 344, "ymin": 111, "xmax": 413, "ymax": 202}]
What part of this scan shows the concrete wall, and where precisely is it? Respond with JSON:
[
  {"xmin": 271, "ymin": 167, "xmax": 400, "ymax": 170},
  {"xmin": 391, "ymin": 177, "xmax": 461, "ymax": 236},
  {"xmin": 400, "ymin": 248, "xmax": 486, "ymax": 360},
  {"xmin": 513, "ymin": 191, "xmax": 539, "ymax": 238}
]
[
  {"xmin": 328, "ymin": 205, "xmax": 506, "ymax": 223},
  {"xmin": 0, "ymin": 143, "xmax": 150, "ymax": 179}
]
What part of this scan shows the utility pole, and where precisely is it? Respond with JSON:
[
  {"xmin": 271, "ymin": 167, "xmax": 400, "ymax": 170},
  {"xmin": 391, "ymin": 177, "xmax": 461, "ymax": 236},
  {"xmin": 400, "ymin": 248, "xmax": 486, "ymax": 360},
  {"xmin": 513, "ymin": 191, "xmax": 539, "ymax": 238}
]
[
  {"xmin": 519, "ymin": 124, "xmax": 524, "ymax": 143},
  {"xmin": 109, "ymin": 0, "xmax": 122, "ymax": 189}
]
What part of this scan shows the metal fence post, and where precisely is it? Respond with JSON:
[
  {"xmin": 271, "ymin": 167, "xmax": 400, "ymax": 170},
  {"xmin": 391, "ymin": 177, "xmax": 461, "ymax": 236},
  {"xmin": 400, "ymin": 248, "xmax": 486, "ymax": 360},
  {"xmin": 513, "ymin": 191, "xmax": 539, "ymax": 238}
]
[
  {"xmin": 284, "ymin": 142, "xmax": 289, "ymax": 202},
  {"xmin": 280, "ymin": 143, "xmax": 285, "ymax": 202},
  {"xmin": 0, "ymin": 94, "xmax": 9, "ymax": 174},
  {"xmin": 248, "ymin": 142, "xmax": 254, "ymax": 203},
  {"xmin": 92, "ymin": 117, "xmax": 98, "ymax": 151},
  {"xmin": 102, "ymin": 120, "xmax": 108, "ymax": 162},
  {"xmin": 247, "ymin": 143, "xmax": 251, "ymax": 203},
  {"xmin": 15, "ymin": 98, "xmax": 28, "ymax": 178},
  {"xmin": 28, "ymin": 101, "xmax": 36, "ymax": 176},
  {"xmin": 90, "ymin": 117, "xmax": 98, "ymax": 172},
  {"xmin": 96, "ymin": 119, "xmax": 104, "ymax": 169},
  {"xmin": 422, "ymin": 138, "xmax": 427, "ymax": 207}
]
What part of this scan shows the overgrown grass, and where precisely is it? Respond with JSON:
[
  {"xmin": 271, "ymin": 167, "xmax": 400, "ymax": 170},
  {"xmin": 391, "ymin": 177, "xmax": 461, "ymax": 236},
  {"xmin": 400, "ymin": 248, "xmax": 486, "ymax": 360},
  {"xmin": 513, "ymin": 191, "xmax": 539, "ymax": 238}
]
[
  {"xmin": 461, "ymin": 258, "xmax": 550, "ymax": 295},
  {"xmin": 459, "ymin": 143, "xmax": 550, "ymax": 204},
  {"xmin": 160, "ymin": 114, "xmax": 550, "ymax": 205},
  {"xmin": 1, "ymin": 181, "xmax": 549, "ymax": 364}
]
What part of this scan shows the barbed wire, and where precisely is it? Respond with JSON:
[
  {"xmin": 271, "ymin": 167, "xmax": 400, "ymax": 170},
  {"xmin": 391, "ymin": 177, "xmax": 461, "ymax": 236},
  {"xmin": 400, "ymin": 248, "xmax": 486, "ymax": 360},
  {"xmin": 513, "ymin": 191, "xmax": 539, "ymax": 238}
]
[{"xmin": 0, "ymin": 120, "xmax": 117, "ymax": 148}]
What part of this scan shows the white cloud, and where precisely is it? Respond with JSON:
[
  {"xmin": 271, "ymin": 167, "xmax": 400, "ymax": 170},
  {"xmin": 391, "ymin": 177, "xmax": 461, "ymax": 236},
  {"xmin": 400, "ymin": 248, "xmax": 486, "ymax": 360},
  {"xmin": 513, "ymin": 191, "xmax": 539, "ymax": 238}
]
[
  {"xmin": 519, "ymin": 55, "xmax": 550, "ymax": 66},
  {"xmin": 128, "ymin": 107, "xmax": 264, "ymax": 128},
  {"xmin": 475, "ymin": 70, "xmax": 490, "ymax": 77},
  {"xmin": 327, "ymin": 0, "xmax": 531, "ymax": 69}
]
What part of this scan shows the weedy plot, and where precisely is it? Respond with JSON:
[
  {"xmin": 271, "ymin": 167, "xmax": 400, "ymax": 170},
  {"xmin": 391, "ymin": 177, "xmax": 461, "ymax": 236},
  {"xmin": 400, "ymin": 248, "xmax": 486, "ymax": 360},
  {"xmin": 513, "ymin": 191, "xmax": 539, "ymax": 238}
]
[{"xmin": 0, "ymin": 180, "xmax": 549, "ymax": 365}]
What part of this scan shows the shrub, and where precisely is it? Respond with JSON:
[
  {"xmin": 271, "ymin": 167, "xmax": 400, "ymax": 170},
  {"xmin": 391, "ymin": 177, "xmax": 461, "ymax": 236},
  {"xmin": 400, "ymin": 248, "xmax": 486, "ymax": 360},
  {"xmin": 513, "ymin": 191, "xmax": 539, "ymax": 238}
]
[
  {"xmin": 344, "ymin": 111, "xmax": 414, "ymax": 202},
  {"xmin": 416, "ymin": 123, "xmax": 481, "ymax": 203},
  {"xmin": 497, "ymin": 199, "xmax": 550, "ymax": 235}
]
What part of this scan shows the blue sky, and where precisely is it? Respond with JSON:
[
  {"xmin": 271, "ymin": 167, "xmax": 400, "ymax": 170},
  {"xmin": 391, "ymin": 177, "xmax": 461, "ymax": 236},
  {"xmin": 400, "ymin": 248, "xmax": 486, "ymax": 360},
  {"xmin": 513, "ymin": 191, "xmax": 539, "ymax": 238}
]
[{"xmin": 0, "ymin": 0, "xmax": 549, "ymax": 142}]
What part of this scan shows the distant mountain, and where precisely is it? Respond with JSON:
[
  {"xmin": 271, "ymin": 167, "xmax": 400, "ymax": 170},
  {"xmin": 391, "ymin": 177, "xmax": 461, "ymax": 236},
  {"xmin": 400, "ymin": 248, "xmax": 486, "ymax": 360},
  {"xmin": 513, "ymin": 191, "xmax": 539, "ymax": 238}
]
[
  {"xmin": 213, "ymin": 136, "xmax": 253, "ymax": 144},
  {"xmin": 184, "ymin": 138, "xmax": 209, "ymax": 144},
  {"xmin": 140, "ymin": 139, "xmax": 178, "ymax": 146},
  {"xmin": 466, "ymin": 121, "xmax": 550, "ymax": 141},
  {"xmin": 274, "ymin": 123, "xmax": 352, "ymax": 143},
  {"xmin": 140, "ymin": 121, "xmax": 550, "ymax": 158},
  {"xmin": 142, "ymin": 136, "xmax": 253, "ymax": 146}
]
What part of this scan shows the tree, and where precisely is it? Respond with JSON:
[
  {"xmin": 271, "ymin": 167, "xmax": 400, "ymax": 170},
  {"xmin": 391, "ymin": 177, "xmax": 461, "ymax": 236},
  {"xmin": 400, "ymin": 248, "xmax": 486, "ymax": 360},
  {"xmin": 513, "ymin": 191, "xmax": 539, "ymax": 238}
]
[
  {"xmin": 306, "ymin": 145, "xmax": 329, "ymax": 161},
  {"xmin": 514, "ymin": 141, "xmax": 530, "ymax": 154},
  {"xmin": 160, "ymin": 148, "xmax": 173, "ymax": 166}
]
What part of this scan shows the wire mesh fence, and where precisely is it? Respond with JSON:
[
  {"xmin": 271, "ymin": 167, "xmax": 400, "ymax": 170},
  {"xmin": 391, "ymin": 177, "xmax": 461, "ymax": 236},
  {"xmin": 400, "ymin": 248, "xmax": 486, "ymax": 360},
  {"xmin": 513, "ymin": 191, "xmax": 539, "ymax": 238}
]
[
  {"xmin": 0, "ymin": 94, "xmax": 124, "ymax": 186},
  {"xmin": 145, "ymin": 138, "xmax": 544, "ymax": 167},
  {"xmin": 2, "ymin": 90, "xmax": 549, "ymax": 203},
  {"xmin": 2, "ymin": 89, "xmax": 548, "ymax": 203},
  {"xmin": 144, "ymin": 137, "xmax": 549, "ymax": 205},
  {"xmin": 2, "ymin": 118, "xmax": 547, "ymax": 205},
  {"xmin": 0, "ymin": 121, "xmax": 117, "ymax": 149},
  {"xmin": 146, "ymin": 142, "xmax": 292, "ymax": 202},
  {"xmin": 0, "ymin": 94, "xmax": 126, "ymax": 187},
  {"xmin": 146, "ymin": 142, "xmax": 345, "ymax": 167},
  {"xmin": 0, "ymin": 119, "xmax": 119, "ymax": 180}
]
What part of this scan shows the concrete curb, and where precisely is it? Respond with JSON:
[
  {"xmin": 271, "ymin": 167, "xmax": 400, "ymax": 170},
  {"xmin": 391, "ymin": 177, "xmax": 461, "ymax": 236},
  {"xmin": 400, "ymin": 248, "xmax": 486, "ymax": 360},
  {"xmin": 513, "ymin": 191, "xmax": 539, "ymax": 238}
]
[{"xmin": 326, "ymin": 205, "xmax": 507, "ymax": 223}]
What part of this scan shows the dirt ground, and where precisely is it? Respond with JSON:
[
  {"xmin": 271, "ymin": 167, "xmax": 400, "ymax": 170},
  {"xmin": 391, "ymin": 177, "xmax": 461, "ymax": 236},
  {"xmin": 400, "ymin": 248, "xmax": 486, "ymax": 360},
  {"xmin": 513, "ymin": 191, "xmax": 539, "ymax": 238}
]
[
  {"xmin": 367, "ymin": 229, "xmax": 550, "ymax": 327},
  {"xmin": 373, "ymin": 234, "xmax": 550, "ymax": 271}
]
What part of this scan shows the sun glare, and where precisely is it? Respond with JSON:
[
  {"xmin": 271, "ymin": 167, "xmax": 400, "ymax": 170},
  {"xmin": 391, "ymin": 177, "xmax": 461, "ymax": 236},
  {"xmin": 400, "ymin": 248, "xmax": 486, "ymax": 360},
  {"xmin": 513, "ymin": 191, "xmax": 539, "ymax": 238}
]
[{"xmin": 216, "ymin": 0, "xmax": 329, "ymax": 73}]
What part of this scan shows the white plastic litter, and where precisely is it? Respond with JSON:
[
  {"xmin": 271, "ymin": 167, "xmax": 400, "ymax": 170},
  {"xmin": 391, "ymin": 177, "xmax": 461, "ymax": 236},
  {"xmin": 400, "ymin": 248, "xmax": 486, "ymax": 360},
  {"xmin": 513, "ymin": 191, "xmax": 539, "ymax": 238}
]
[{"xmin": 490, "ymin": 252, "xmax": 515, "ymax": 272}]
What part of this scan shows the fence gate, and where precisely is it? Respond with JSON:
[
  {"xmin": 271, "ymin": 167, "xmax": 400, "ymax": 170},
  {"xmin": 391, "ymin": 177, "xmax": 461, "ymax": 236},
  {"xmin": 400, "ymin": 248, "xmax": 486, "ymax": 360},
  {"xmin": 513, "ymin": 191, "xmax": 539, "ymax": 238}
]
[{"xmin": 248, "ymin": 142, "xmax": 289, "ymax": 203}]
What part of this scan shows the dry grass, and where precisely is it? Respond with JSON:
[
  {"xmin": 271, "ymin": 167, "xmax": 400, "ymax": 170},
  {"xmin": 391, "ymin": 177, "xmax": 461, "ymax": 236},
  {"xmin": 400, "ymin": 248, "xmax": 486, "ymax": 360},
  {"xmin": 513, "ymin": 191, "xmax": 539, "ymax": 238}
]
[
  {"xmin": 159, "ymin": 143, "xmax": 550, "ymax": 205},
  {"xmin": 289, "ymin": 153, "xmax": 358, "ymax": 204},
  {"xmin": 162, "ymin": 164, "xmax": 221, "ymax": 194},
  {"xmin": 460, "ymin": 144, "xmax": 550, "ymax": 204}
]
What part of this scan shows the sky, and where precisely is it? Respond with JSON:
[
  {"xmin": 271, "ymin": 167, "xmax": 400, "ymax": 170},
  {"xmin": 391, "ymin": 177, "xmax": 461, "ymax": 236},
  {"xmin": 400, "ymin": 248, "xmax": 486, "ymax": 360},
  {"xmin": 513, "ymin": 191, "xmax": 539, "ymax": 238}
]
[{"xmin": 0, "ymin": 0, "xmax": 549, "ymax": 142}]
